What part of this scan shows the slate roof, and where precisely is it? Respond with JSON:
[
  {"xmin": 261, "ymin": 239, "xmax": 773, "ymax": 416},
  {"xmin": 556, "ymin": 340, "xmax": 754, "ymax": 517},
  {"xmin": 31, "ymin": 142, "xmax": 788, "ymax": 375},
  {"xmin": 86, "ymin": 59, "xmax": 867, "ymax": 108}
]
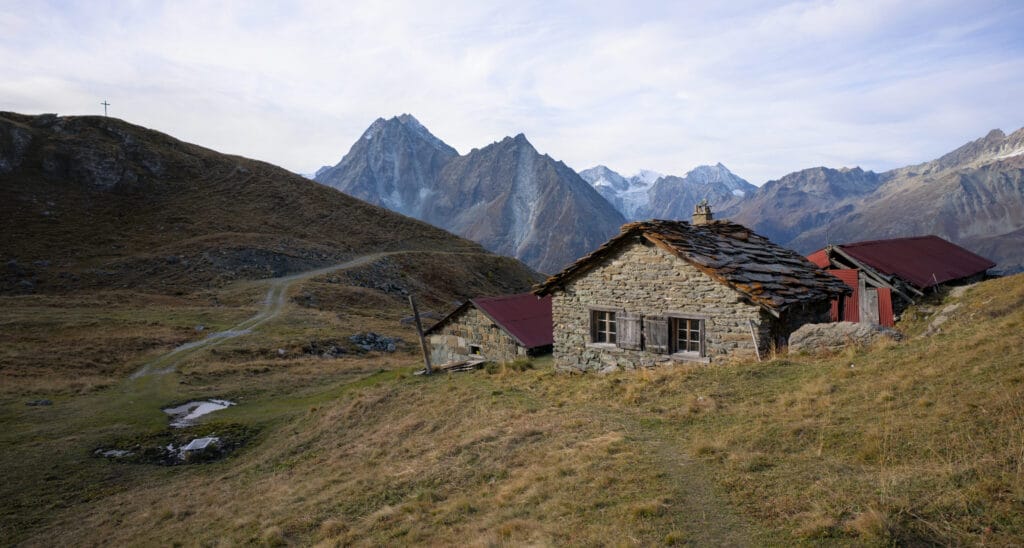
[
  {"xmin": 533, "ymin": 220, "xmax": 850, "ymax": 313},
  {"xmin": 425, "ymin": 293, "xmax": 553, "ymax": 349},
  {"xmin": 810, "ymin": 236, "xmax": 995, "ymax": 289}
]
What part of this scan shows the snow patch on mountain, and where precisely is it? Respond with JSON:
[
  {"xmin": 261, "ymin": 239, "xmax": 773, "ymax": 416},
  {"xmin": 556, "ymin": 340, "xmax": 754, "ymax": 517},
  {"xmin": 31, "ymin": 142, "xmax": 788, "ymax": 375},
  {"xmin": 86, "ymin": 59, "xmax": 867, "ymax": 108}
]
[{"xmin": 581, "ymin": 163, "xmax": 756, "ymax": 221}]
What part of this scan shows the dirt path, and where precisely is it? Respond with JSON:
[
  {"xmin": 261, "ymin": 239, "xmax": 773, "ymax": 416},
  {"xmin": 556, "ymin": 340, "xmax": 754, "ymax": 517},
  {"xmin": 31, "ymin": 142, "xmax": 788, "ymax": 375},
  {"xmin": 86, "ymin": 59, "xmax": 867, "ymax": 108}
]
[{"xmin": 130, "ymin": 252, "xmax": 388, "ymax": 378}]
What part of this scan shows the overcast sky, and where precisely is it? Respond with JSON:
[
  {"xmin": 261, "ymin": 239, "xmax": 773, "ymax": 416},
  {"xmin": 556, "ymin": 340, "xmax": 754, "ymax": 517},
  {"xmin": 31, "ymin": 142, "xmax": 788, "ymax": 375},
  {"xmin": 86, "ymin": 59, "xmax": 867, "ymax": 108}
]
[{"xmin": 3, "ymin": 0, "xmax": 1023, "ymax": 184}]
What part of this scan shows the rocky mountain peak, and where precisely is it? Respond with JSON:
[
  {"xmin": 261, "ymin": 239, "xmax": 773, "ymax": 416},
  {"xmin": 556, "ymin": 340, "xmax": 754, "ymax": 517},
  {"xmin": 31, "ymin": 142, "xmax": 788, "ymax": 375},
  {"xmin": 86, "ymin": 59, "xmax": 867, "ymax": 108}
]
[
  {"xmin": 920, "ymin": 127, "xmax": 1024, "ymax": 174},
  {"xmin": 357, "ymin": 113, "xmax": 455, "ymax": 155}
]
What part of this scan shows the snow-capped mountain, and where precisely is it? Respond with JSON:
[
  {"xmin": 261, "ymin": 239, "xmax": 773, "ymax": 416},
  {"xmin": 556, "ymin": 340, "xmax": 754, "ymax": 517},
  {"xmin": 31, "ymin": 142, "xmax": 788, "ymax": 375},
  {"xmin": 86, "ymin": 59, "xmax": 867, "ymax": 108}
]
[
  {"xmin": 579, "ymin": 166, "xmax": 661, "ymax": 219},
  {"xmin": 579, "ymin": 163, "xmax": 755, "ymax": 221}
]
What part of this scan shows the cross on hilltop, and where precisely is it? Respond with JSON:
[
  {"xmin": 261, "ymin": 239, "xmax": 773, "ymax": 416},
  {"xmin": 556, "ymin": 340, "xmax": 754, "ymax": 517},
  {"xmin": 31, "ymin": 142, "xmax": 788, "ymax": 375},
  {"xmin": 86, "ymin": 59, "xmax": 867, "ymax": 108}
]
[{"xmin": 101, "ymin": 101, "xmax": 110, "ymax": 117}]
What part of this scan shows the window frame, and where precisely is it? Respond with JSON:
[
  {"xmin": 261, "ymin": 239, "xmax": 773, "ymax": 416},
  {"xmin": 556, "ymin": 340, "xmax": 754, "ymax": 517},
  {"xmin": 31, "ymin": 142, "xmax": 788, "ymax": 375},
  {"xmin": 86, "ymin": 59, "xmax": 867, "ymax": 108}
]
[
  {"xmin": 588, "ymin": 307, "xmax": 618, "ymax": 346},
  {"xmin": 668, "ymin": 315, "xmax": 706, "ymax": 358}
]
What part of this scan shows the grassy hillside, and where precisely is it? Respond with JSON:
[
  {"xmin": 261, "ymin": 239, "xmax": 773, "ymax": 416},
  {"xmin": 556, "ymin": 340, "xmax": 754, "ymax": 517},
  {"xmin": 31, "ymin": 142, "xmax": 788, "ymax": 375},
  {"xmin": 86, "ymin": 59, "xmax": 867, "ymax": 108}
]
[
  {"xmin": 0, "ymin": 112, "xmax": 539, "ymax": 294},
  {"xmin": 2, "ymin": 258, "xmax": 1021, "ymax": 544}
]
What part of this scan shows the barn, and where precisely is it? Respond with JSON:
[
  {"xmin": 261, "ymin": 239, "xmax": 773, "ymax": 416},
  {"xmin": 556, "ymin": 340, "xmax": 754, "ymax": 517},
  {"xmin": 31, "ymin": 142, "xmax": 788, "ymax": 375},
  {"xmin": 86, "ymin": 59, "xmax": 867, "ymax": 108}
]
[
  {"xmin": 425, "ymin": 292, "xmax": 553, "ymax": 365},
  {"xmin": 808, "ymin": 236, "xmax": 996, "ymax": 326}
]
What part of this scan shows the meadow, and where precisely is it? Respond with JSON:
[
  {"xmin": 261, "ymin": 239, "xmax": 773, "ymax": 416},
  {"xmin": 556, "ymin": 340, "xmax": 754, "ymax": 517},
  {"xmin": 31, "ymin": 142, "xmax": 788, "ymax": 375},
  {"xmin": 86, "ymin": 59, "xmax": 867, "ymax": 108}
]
[{"xmin": 1, "ymin": 273, "xmax": 1022, "ymax": 546}]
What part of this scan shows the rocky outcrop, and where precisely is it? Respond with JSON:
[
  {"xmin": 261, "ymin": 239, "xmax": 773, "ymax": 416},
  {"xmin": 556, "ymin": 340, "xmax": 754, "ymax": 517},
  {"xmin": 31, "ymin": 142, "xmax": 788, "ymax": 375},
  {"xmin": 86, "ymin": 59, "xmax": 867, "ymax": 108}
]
[{"xmin": 788, "ymin": 322, "xmax": 902, "ymax": 353}]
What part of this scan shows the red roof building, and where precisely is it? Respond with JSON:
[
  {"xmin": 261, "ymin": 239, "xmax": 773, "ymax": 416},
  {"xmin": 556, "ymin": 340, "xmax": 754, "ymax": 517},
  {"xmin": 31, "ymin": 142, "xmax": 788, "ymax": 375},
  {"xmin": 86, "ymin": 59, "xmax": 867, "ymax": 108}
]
[
  {"xmin": 808, "ymin": 236, "xmax": 995, "ymax": 326},
  {"xmin": 425, "ymin": 293, "xmax": 552, "ymax": 365}
]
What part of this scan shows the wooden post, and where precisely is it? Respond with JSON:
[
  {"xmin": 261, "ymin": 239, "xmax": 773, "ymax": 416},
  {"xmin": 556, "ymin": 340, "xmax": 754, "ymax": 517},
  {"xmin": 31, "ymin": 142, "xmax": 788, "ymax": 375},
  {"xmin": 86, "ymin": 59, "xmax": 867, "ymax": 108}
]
[
  {"xmin": 748, "ymin": 319, "xmax": 762, "ymax": 362},
  {"xmin": 408, "ymin": 295, "xmax": 432, "ymax": 375}
]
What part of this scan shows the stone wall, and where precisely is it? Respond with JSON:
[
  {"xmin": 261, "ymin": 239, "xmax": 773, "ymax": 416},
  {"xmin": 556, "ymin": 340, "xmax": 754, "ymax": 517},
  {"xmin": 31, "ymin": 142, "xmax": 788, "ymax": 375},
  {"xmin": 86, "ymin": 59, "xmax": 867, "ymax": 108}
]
[
  {"xmin": 428, "ymin": 306, "xmax": 527, "ymax": 364},
  {"xmin": 550, "ymin": 238, "xmax": 829, "ymax": 372}
]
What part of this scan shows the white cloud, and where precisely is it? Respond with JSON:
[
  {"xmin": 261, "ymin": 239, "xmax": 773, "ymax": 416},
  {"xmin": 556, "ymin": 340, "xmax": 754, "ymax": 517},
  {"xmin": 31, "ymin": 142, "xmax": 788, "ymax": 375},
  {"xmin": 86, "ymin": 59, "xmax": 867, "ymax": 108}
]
[{"xmin": 2, "ymin": 0, "xmax": 1022, "ymax": 183}]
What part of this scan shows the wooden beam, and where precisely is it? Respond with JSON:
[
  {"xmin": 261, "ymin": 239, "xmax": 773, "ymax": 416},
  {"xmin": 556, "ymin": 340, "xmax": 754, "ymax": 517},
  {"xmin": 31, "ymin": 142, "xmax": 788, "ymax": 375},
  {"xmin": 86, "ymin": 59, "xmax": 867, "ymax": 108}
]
[
  {"xmin": 829, "ymin": 247, "xmax": 919, "ymax": 302},
  {"xmin": 408, "ymin": 295, "xmax": 432, "ymax": 375}
]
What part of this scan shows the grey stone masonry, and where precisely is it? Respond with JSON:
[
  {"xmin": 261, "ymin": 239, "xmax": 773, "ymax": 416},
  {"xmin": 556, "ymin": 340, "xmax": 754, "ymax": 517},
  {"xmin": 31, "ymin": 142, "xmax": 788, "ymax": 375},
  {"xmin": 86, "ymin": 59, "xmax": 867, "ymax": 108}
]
[
  {"xmin": 428, "ymin": 307, "xmax": 526, "ymax": 365},
  {"xmin": 550, "ymin": 238, "xmax": 829, "ymax": 372}
]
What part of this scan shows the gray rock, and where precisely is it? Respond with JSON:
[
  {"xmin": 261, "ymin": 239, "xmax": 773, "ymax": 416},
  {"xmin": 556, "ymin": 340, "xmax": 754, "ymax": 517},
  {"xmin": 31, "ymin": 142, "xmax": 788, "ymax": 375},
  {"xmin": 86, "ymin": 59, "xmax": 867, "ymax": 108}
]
[
  {"xmin": 26, "ymin": 399, "xmax": 53, "ymax": 406},
  {"xmin": 349, "ymin": 332, "xmax": 402, "ymax": 353},
  {"xmin": 303, "ymin": 339, "xmax": 347, "ymax": 358},
  {"xmin": 789, "ymin": 322, "xmax": 902, "ymax": 353}
]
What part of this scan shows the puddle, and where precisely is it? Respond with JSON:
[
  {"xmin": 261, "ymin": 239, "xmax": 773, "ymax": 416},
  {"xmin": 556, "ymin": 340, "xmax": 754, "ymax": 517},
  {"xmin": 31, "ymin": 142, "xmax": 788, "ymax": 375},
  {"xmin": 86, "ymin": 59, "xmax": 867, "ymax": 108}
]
[{"xmin": 163, "ymin": 399, "xmax": 235, "ymax": 428}]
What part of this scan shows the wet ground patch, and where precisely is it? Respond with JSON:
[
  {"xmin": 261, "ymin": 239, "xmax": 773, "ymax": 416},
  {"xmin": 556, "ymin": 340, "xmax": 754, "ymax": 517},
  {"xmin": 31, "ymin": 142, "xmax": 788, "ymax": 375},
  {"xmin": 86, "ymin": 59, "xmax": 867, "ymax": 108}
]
[{"xmin": 92, "ymin": 422, "xmax": 258, "ymax": 466}]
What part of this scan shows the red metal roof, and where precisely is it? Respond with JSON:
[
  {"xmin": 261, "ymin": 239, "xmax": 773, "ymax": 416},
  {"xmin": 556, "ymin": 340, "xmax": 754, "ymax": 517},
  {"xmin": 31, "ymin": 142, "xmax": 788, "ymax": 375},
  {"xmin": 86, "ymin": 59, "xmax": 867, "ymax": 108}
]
[
  {"xmin": 472, "ymin": 293, "xmax": 553, "ymax": 349},
  {"xmin": 807, "ymin": 249, "xmax": 830, "ymax": 269},
  {"xmin": 831, "ymin": 236, "xmax": 994, "ymax": 289}
]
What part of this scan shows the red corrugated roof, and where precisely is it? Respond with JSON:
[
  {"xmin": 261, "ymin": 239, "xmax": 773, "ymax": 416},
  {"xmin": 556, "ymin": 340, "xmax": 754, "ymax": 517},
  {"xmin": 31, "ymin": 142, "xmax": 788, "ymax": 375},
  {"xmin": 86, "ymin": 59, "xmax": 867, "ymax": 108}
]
[
  {"xmin": 472, "ymin": 293, "xmax": 553, "ymax": 349},
  {"xmin": 836, "ymin": 236, "xmax": 994, "ymax": 289}
]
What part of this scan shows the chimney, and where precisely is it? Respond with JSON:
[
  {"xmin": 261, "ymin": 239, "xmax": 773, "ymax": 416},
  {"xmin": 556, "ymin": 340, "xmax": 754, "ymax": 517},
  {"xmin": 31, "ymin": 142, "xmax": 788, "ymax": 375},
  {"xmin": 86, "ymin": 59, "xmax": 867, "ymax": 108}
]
[{"xmin": 692, "ymin": 199, "xmax": 713, "ymax": 225}]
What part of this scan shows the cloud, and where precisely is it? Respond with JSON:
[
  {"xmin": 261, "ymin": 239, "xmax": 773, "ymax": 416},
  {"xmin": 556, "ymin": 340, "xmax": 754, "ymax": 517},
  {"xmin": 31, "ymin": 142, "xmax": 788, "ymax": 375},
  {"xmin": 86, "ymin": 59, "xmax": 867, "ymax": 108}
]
[{"xmin": 3, "ymin": 0, "xmax": 1023, "ymax": 183}]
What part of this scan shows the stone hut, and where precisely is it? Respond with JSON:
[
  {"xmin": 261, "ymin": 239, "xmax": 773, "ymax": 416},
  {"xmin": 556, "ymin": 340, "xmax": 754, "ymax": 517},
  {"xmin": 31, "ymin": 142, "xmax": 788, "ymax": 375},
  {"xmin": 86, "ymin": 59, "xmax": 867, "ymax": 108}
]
[
  {"xmin": 533, "ymin": 217, "xmax": 850, "ymax": 371},
  {"xmin": 425, "ymin": 293, "xmax": 552, "ymax": 365}
]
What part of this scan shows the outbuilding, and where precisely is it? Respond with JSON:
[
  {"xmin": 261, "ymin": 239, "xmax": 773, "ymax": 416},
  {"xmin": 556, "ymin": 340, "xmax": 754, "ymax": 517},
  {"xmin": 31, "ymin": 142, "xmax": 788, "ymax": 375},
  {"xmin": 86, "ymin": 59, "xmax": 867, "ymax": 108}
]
[
  {"xmin": 533, "ymin": 211, "xmax": 850, "ymax": 371},
  {"xmin": 807, "ymin": 236, "xmax": 995, "ymax": 326},
  {"xmin": 425, "ymin": 292, "xmax": 552, "ymax": 365}
]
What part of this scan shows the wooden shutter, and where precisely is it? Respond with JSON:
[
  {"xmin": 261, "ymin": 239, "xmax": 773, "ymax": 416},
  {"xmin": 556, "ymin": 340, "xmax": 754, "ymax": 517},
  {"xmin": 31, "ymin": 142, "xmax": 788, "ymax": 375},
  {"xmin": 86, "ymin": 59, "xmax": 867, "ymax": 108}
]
[
  {"xmin": 617, "ymin": 311, "xmax": 641, "ymax": 350},
  {"xmin": 643, "ymin": 316, "xmax": 669, "ymax": 354}
]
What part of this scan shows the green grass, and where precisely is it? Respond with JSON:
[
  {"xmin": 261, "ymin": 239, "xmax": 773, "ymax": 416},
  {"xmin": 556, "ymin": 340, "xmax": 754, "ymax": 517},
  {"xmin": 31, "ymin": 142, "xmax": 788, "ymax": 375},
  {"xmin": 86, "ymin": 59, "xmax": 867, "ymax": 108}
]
[{"xmin": 2, "ymin": 274, "xmax": 1022, "ymax": 545}]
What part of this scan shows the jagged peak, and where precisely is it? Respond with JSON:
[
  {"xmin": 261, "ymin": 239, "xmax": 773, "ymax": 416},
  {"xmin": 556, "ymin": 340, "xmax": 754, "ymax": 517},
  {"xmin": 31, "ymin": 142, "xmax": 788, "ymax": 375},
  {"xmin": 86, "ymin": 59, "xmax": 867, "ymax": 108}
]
[
  {"xmin": 492, "ymin": 133, "xmax": 536, "ymax": 150},
  {"xmin": 358, "ymin": 113, "xmax": 456, "ymax": 154},
  {"xmin": 984, "ymin": 128, "xmax": 1007, "ymax": 140}
]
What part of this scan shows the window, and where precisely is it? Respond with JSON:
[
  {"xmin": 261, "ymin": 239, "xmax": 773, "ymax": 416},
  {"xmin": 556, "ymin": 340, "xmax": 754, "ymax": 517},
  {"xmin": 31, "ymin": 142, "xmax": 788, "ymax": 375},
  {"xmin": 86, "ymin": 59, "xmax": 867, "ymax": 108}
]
[
  {"xmin": 591, "ymin": 310, "xmax": 617, "ymax": 344},
  {"xmin": 670, "ymin": 317, "xmax": 704, "ymax": 356},
  {"xmin": 469, "ymin": 345, "xmax": 482, "ymax": 356}
]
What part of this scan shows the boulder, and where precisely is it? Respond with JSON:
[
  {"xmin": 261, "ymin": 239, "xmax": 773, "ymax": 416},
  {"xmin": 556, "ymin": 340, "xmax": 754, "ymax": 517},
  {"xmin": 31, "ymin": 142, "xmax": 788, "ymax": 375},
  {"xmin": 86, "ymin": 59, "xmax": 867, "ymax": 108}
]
[
  {"xmin": 349, "ymin": 332, "xmax": 402, "ymax": 352},
  {"xmin": 789, "ymin": 322, "xmax": 902, "ymax": 353}
]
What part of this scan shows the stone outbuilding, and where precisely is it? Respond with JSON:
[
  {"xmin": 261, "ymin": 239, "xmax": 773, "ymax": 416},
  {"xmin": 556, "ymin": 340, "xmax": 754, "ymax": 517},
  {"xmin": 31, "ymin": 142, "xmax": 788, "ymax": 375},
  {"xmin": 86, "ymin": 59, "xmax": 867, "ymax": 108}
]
[
  {"xmin": 533, "ymin": 216, "xmax": 850, "ymax": 372},
  {"xmin": 425, "ymin": 293, "xmax": 552, "ymax": 365}
]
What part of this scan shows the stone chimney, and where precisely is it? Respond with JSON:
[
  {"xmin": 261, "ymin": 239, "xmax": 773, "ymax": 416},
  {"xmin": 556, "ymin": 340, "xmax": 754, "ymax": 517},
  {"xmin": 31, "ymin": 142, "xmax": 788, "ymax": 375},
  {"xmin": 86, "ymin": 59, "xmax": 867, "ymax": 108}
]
[{"xmin": 692, "ymin": 199, "xmax": 713, "ymax": 225}]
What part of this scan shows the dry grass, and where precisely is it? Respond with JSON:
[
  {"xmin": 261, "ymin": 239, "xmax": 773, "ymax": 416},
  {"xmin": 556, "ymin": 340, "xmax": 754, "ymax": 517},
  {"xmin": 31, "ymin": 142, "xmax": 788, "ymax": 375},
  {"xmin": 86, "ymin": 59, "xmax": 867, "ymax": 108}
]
[{"xmin": 2, "ymin": 274, "xmax": 1022, "ymax": 545}]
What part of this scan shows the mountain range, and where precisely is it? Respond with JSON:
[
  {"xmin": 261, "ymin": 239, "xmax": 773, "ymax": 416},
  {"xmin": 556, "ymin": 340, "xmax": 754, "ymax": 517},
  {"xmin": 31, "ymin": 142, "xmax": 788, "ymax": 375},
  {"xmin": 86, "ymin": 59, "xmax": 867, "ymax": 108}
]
[
  {"xmin": 319, "ymin": 116, "xmax": 1024, "ymax": 275},
  {"xmin": 733, "ymin": 128, "xmax": 1024, "ymax": 274},
  {"xmin": 315, "ymin": 116, "xmax": 624, "ymax": 274},
  {"xmin": 579, "ymin": 163, "xmax": 757, "ymax": 221}
]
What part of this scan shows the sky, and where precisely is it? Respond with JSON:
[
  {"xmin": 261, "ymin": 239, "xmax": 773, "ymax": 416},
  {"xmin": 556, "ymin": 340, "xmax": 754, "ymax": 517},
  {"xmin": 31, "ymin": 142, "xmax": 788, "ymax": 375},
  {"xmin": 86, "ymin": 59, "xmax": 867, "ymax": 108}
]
[{"xmin": 2, "ymin": 0, "xmax": 1023, "ymax": 185}]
